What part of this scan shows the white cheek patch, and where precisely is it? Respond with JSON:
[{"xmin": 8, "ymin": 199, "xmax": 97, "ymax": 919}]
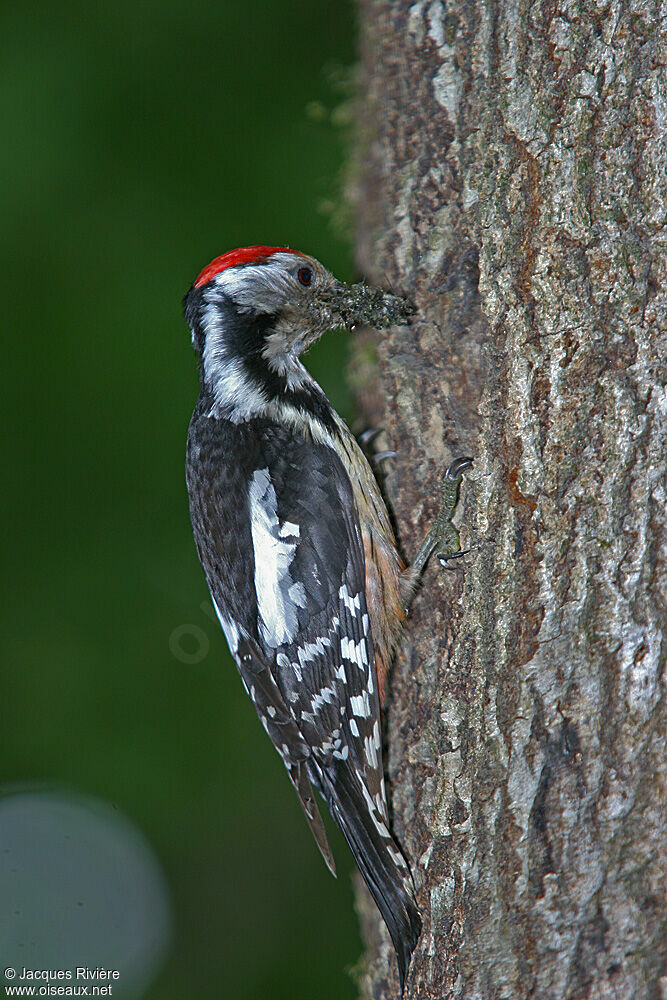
[
  {"xmin": 202, "ymin": 299, "xmax": 269, "ymax": 421},
  {"xmin": 249, "ymin": 468, "xmax": 307, "ymax": 648}
]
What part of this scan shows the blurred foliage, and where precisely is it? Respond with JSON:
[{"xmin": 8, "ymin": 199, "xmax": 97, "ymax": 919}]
[{"xmin": 0, "ymin": 0, "xmax": 362, "ymax": 996}]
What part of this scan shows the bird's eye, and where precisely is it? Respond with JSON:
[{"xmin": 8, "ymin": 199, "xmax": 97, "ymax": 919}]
[{"xmin": 297, "ymin": 267, "xmax": 313, "ymax": 287}]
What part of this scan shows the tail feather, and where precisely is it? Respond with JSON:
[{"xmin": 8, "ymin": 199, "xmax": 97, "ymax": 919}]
[
  {"xmin": 288, "ymin": 761, "xmax": 337, "ymax": 877},
  {"xmin": 322, "ymin": 768, "xmax": 422, "ymax": 992}
]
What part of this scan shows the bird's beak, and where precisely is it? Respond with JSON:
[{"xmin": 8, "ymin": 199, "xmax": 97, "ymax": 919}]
[{"xmin": 325, "ymin": 281, "xmax": 416, "ymax": 332}]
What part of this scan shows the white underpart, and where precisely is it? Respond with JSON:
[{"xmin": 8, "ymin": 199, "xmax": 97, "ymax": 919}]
[
  {"xmin": 262, "ymin": 327, "xmax": 316, "ymax": 391},
  {"xmin": 249, "ymin": 468, "xmax": 307, "ymax": 648}
]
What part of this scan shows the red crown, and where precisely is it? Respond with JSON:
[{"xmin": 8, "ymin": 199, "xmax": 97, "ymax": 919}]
[{"xmin": 194, "ymin": 245, "xmax": 302, "ymax": 289}]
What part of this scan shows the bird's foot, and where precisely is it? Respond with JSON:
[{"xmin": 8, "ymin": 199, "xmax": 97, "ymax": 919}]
[
  {"xmin": 358, "ymin": 427, "xmax": 384, "ymax": 447},
  {"xmin": 358, "ymin": 428, "xmax": 397, "ymax": 468},
  {"xmin": 432, "ymin": 457, "xmax": 473, "ymax": 566},
  {"xmin": 400, "ymin": 457, "xmax": 473, "ymax": 609}
]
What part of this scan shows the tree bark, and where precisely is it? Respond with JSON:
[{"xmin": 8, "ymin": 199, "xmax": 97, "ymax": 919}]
[{"xmin": 351, "ymin": 1, "xmax": 666, "ymax": 997}]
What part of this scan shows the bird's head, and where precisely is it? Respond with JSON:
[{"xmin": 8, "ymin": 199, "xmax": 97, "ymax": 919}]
[{"xmin": 183, "ymin": 246, "xmax": 414, "ymax": 420}]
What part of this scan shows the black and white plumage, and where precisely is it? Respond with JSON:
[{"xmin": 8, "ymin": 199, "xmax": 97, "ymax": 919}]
[{"xmin": 184, "ymin": 246, "xmax": 421, "ymax": 989}]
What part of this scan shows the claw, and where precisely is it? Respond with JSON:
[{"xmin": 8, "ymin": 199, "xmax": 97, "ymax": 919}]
[
  {"xmin": 438, "ymin": 548, "xmax": 470, "ymax": 568},
  {"xmin": 373, "ymin": 449, "xmax": 397, "ymax": 466},
  {"xmin": 400, "ymin": 456, "xmax": 473, "ymax": 609},
  {"xmin": 445, "ymin": 456, "xmax": 474, "ymax": 481},
  {"xmin": 359, "ymin": 427, "xmax": 384, "ymax": 446}
]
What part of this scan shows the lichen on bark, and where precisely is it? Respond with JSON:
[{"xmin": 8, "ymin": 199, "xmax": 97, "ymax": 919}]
[{"xmin": 351, "ymin": 0, "xmax": 666, "ymax": 997}]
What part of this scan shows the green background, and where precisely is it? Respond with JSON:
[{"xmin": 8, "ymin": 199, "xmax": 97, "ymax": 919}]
[{"xmin": 1, "ymin": 1, "xmax": 362, "ymax": 996}]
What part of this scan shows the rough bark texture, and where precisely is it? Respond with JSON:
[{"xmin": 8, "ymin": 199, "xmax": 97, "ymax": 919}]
[{"xmin": 351, "ymin": 1, "xmax": 666, "ymax": 997}]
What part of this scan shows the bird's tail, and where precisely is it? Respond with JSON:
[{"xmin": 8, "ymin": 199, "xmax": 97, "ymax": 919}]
[{"xmin": 321, "ymin": 767, "xmax": 422, "ymax": 993}]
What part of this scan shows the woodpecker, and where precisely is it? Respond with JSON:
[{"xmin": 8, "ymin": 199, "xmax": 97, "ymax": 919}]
[{"xmin": 184, "ymin": 245, "xmax": 470, "ymax": 991}]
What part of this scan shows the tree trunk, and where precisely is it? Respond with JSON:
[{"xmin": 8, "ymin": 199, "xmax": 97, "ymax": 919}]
[{"xmin": 351, "ymin": 1, "xmax": 666, "ymax": 997}]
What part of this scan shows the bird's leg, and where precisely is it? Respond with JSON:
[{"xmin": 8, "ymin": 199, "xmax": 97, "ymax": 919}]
[{"xmin": 400, "ymin": 457, "xmax": 473, "ymax": 612}]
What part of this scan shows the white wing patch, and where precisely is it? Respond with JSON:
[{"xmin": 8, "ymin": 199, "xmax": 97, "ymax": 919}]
[
  {"xmin": 296, "ymin": 633, "xmax": 334, "ymax": 669},
  {"xmin": 339, "ymin": 584, "xmax": 362, "ymax": 616},
  {"xmin": 249, "ymin": 468, "xmax": 307, "ymax": 648},
  {"xmin": 341, "ymin": 635, "xmax": 368, "ymax": 670},
  {"xmin": 350, "ymin": 692, "xmax": 372, "ymax": 719}
]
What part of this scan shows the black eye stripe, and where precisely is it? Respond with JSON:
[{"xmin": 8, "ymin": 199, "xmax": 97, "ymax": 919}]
[{"xmin": 298, "ymin": 267, "xmax": 313, "ymax": 287}]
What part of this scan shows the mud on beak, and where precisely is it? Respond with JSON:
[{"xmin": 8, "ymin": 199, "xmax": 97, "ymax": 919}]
[{"xmin": 323, "ymin": 281, "xmax": 416, "ymax": 332}]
